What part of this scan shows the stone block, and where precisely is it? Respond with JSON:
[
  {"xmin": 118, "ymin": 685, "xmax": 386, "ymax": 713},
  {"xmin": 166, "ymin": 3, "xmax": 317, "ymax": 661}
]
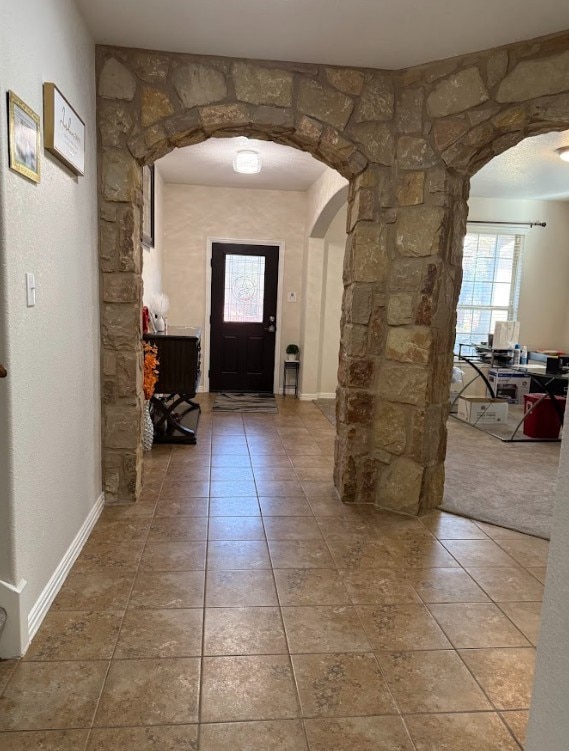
[
  {"xmin": 251, "ymin": 106, "xmax": 295, "ymax": 130},
  {"xmin": 386, "ymin": 326, "xmax": 433, "ymax": 365},
  {"xmin": 427, "ymin": 67, "xmax": 489, "ymax": 117},
  {"xmin": 103, "ymin": 401, "xmax": 140, "ymax": 450},
  {"xmin": 103, "ymin": 273, "xmax": 141, "ymax": 304},
  {"xmin": 497, "ymin": 50, "xmax": 569, "ymax": 103},
  {"xmin": 396, "ymin": 171, "xmax": 424, "ymax": 206},
  {"xmin": 341, "ymin": 324, "xmax": 368, "ymax": 357},
  {"xmin": 387, "ymin": 294, "xmax": 414, "ymax": 325},
  {"xmin": 530, "ymin": 92, "xmax": 569, "ymax": 124},
  {"xmin": 141, "ymin": 87, "xmax": 174, "ymax": 127},
  {"xmin": 102, "ymin": 302, "xmax": 141, "ymax": 350},
  {"xmin": 348, "ymin": 188, "xmax": 375, "ymax": 229},
  {"xmin": 345, "ymin": 358, "xmax": 375, "ymax": 389},
  {"xmin": 486, "ymin": 51, "xmax": 509, "ymax": 89},
  {"xmin": 173, "ymin": 63, "xmax": 227, "ymax": 109},
  {"xmin": 295, "ymin": 115, "xmax": 323, "ymax": 146},
  {"xmin": 351, "ymin": 123, "xmax": 394, "ymax": 165},
  {"xmin": 233, "ymin": 62, "xmax": 293, "ymax": 107},
  {"xmin": 374, "ymin": 400, "xmax": 407, "ymax": 455},
  {"xmin": 117, "ymin": 350, "xmax": 143, "ymax": 399},
  {"xmin": 345, "ymin": 390, "xmax": 375, "ymax": 426},
  {"xmin": 378, "ymin": 456, "xmax": 424, "ymax": 514},
  {"xmin": 396, "ymin": 207, "xmax": 445, "ymax": 257},
  {"xmin": 103, "ymin": 350, "xmax": 117, "ymax": 377},
  {"xmin": 389, "ymin": 258, "xmax": 426, "ymax": 292},
  {"xmin": 98, "ymin": 102, "xmax": 134, "ymax": 148},
  {"xmin": 351, "ymin": 224, "xmax": 387, "ymax": 283},
  {"xmin": 397, "ymin": 136, "xmax": 438, "ymax": 169},
  {"xmin": 200, "ymin": 103, "xmax": 250, "ymax": 131},
  {"xmin": 298, "ymin": 79, "xmax": 354, "ymax": 129},
  {"xmin": 433, "ymin": 119, "xmax": 468, "ymax": 150},
  {"xmin": 378, "ymin": 362, "xmax": 429, "ymax": 406},
  {"xmin": 102, "ymin": 150, "xmax": 140, "ymax": 202},
  {"xmin": 408, "ymin": 406, "xmax": 444, "ymax": 464},
  {"xmin": 99, "ymin": 58, "xmax": 137, "ymax": 101},
  {"xmin": 347, "ymin": 284, "xmax": 373, "ymax": 324},
  {"xmin": 355, "ymin": 73, "xmax": 394, "ymax": 122},
  {"xmin": 319, "ymin": 128, "xmax": 356, "ymax": 165},
  {"xmin": 325, "ymin": 68, "xmax": 365, "ymax": 96},
  {"xmin": 133, "ymin": 53, "xmax": 170, "ymax": 83},
  {"xmin": 395, "ymin": 88, "xmax": 424, "ymax": 133}
]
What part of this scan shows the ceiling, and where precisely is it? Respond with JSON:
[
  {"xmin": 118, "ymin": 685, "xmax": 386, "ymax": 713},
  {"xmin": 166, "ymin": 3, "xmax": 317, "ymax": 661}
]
[
  {"xmin": 75, "ymin": 0, "xmax": 569, "ymax": 69},
  {"xmin": 470, "ymin": 129, "xmax": 569, "ymax": 200},
  {"xmin": 157, "ymin": 137, "xmax": 327, "ymax": 191}
]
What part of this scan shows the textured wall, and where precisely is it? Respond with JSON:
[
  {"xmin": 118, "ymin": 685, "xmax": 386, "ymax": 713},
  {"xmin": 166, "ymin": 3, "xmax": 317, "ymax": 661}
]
[
  {"xmin": 0, "ymin": 0, "xmax": 99, "ymax": 655},
  {"xmin": 162, "ymin": 183, "xmax": 306, "ymax": 389}
]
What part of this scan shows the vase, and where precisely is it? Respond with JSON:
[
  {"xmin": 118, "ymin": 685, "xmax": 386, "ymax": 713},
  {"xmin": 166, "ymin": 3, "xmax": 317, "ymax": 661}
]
[
  {"xmin": 143, "ymin": 400, "xmax": 154, "ymax": 451},
  {"xmin": 155, "ymin": 314, "xmax": 166, "ymax": 332}
]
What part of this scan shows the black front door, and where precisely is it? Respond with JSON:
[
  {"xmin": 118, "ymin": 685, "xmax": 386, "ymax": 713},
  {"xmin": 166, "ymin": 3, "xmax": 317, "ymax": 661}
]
[{"xmin": 210, "ymin": 243, "xmax": 279, "ymax": 393}]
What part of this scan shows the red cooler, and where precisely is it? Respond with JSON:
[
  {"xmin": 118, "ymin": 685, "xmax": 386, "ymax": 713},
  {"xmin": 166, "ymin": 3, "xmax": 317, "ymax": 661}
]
[{"xmin": 523, "ymin": 393, "xmax": 566, "ymax": 439}]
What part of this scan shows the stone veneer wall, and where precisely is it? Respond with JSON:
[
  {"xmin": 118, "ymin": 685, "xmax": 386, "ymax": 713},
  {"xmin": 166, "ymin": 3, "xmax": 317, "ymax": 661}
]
[{"xmin": 96, "ymin": 32, "xmax": 569, "ymax": 512}]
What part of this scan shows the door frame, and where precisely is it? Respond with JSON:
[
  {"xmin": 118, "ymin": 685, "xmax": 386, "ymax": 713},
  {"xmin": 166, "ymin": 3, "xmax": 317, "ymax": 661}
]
[{"xmin": 204, "ymin": 237, "xmax": 285, "ymax": 394}]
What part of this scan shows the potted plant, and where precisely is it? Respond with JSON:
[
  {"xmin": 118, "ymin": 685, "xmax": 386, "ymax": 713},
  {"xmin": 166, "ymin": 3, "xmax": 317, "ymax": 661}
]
[{"xmin": 286, "ymin": 344, "xmax": 300, "ymax": 362}]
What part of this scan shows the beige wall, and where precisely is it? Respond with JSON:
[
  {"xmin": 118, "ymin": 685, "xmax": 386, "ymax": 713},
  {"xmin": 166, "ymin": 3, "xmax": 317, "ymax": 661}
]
[
  {"xmin": 0, "ymin": 0, "xmax": 99, "ymax": 656},
  {"xmin": 142, "ymin": 168, "xmax": 165, "ymax": 309},
  {"xmin": 162, "ymin": 184, "xmax": 306, "ymax": 390},
  {"xmin": 467, "ymin": 198, "xmax": 569, "ymax": 352}
]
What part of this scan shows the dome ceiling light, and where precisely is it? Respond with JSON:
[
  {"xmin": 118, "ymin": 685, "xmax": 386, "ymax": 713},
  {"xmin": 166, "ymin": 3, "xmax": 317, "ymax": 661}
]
[
  {"xmin": 233, "ymin": 148, "xmax": 262, "ymax": 174},
  {"xmin": 556, "ymin": 146, "xmax": 569, "ymax": 162}
]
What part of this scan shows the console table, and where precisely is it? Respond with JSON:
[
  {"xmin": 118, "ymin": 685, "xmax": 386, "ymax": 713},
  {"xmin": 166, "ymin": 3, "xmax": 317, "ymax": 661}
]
[{"xmin": 143, "ymin": 327, "xmax": 201, "ymax": 444}]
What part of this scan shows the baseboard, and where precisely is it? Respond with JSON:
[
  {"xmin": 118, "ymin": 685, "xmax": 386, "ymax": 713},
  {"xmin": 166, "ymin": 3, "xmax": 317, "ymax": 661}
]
[
  {"xmin": 299, "ymin": 392, "xmax": 337, "ymax": 401},
  {"xmin": 27, "ymin": 492, "xmax": 105, "ymax": 645},
  {"xmin": 0, "ymin": 577, "xmax": 27, "ymax": 659}
]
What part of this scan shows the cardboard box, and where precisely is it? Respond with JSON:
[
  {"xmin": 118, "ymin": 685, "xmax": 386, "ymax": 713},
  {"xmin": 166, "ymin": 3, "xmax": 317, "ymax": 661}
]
[
  {"xmin": 458, "ymin": 396, "xmax": 509, "ymax": 425},
  {"xmin": 488, "ymin": 368, "xmax": 531, "ymax": 405}
]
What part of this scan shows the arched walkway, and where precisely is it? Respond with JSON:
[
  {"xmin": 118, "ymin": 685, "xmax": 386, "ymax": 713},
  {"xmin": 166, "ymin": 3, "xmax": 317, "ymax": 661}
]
[{"xmin": 97, "ymin": 33, "xmax": 569, "ymax": 515}]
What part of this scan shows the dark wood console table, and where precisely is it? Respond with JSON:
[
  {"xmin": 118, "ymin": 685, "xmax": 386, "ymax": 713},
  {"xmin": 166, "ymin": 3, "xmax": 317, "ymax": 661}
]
[{"xmin": 143, "ymin": 327, "xmax": 201, "ymax": 444}]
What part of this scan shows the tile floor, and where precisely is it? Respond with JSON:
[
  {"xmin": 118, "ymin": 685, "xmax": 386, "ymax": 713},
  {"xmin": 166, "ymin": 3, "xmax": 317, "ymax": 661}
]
[{"xmin": 0, "ymin": 396, "xmax": 547, "ymax": 750}]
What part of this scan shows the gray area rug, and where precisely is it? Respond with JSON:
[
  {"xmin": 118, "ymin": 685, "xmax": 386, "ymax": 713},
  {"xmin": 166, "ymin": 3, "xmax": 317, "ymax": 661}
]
[
  {"xmin": 314, "ymin": 398, "xmax": 336, "ymax": 425},
  {"xmin": 213, "ymin": 393, "xmax": 278, "ymax": 413},
  {"xmin": 442, "ymin": 418, "xmax": 559, "ymax": 539}
]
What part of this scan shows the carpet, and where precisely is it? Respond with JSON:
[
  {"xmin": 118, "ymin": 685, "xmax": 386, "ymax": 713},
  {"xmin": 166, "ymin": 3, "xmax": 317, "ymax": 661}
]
[
  {"xmin": 442, "ymin": 417, "xmax": 559, "ymax": 539},
  {"xmin": 213, "ymin": 393, "xmax": 278, "ymax": 413}
]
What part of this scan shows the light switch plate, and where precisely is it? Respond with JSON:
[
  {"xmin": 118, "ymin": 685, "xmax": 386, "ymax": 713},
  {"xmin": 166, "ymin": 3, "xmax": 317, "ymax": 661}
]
[
  {"xmin": 287, "ymin": 292, "xmax": 297, "ymax": 303},
  {"xmin": 26, "ymin": 273, "xmax": 36, "ymax": 307}
]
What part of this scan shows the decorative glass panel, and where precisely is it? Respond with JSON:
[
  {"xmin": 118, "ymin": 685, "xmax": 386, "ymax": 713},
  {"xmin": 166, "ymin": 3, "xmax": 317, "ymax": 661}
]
[{"xmin": 224, "ymin": 254, "xmax": 265, "ymax": 323}]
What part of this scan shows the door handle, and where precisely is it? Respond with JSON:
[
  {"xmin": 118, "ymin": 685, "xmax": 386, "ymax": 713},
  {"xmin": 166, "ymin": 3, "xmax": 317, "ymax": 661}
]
[
  {"xmin": 0, "ymin": 364, "xmax": 6, "ymax": 378},
  {"xmin": 264, "ymin": 315, "xmax": 276, "ymax": 333}
]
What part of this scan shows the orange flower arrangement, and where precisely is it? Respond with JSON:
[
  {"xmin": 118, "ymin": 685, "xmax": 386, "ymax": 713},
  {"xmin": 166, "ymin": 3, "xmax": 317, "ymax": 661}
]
[{"xmin": 143, "ymin": 342, "xmax": 159, "ymax": 400}]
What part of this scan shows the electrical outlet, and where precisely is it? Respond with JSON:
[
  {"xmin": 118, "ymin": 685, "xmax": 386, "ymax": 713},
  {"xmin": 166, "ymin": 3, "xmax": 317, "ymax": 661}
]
[{"xmin": 26, "ymin": 273, "xmax": 36, "ymax": 307}]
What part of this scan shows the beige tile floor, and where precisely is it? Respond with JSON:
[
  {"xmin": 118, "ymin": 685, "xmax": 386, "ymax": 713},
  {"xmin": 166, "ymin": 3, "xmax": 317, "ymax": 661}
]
[{"xmin": 0, "ymin": 396, "xmax": 547, "ymax": 750}]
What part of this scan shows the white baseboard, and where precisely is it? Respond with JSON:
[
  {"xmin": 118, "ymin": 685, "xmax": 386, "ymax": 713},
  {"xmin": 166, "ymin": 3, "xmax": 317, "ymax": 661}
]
[
  {"xmin": 0, "ymin": 577, "xmax": 28, "ymax": 659},
  {"xmin": 299, "ymin": 392, "xmax": 337, "ymax": 401},
  {"xmin": 27, "ymin": 492, "xmax": 105, "ymax": 645}
]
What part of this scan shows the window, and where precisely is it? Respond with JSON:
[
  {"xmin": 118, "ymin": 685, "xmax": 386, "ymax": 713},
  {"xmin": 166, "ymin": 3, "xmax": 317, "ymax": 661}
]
[
  {"xmin": 455, "ymin": 230, "xmax": 523, "ymax": 349},
  {"xmin": 223, "ymin": 254, "xmax": 266, "ymax": 323}
]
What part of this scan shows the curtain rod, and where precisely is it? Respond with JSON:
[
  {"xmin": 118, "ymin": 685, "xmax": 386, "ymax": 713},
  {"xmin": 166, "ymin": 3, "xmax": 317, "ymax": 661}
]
[{"xmin": 468, "ymin": 220, "xmax": 547, "ymax": 228}]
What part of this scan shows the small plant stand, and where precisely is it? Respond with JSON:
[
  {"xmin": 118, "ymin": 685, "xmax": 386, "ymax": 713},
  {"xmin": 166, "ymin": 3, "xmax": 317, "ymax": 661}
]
[{"xmin": 283, "ymin": 360, "xmax": 300, "ymax": 396}]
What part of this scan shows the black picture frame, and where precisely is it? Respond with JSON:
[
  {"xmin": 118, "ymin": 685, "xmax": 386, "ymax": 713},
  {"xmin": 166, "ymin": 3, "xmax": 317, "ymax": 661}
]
[{"xmin": 142, "ymin": 164, "xmax": 155, "ymax": 248}]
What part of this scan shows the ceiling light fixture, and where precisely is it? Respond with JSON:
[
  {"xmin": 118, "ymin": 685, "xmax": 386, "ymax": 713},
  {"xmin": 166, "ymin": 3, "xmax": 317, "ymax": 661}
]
[
  {"xmin": 557, "ymin": 146, "xmax": 569, "ymax": 162},
  {"xmin": 233, "ymin": 149, "xmax": 262, "ymax": 174}
]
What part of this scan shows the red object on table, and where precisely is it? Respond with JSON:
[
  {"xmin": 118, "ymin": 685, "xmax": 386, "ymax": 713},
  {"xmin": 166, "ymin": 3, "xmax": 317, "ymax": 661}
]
[
  {"xmin": 142, "ymin": 306, "xmax": 150, "ymax": 334},
  {"xmin": 523, "ymin": 393, "xmax": 566, "ymax": 438}
]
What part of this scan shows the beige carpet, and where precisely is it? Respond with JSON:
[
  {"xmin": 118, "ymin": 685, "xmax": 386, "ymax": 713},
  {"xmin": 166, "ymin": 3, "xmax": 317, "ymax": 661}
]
[{"xmin": 442, "ymin": 417, "xmax": 559, "ymax": 539}]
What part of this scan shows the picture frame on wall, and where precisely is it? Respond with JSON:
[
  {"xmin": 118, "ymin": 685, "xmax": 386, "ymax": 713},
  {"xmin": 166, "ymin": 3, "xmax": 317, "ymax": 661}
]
[
  {"xmin": 7, "ymin": 90, "xmax": 41, "ymax": 183},
  {"xmin": 142, "ymin": 164, "xmax": 155, "ymax": 249},
  {"xmin": 43, "ymin": 82, "xmax": 85, "ymax": 176}
]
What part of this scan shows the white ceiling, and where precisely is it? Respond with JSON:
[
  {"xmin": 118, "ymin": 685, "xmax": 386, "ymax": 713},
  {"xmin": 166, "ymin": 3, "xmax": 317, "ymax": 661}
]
[
  {"xmin": 470, "ymin": 129, "xmax": 569, "ymax": 200},
  {"xmin": 157, "ymin": 137, "xmax": 327, "ymax": 191},
  {"xmin": 75, "ymin": 0, "xmax": 569, "ymax": 69}
]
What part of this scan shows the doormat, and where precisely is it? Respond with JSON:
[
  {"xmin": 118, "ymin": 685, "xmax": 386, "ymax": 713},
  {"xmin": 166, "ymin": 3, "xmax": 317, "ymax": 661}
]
[{"xmin": 213, "ymin": 393, "xmax": 278, "ymax": 413}]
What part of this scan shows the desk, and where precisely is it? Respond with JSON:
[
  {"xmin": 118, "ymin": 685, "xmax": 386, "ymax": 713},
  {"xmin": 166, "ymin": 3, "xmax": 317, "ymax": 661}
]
[
  {"xmin": 283, "ymin": 360, "xmax": 300, "ymax": 396},
  {"xmin": 144, "ymin": 327, "xmax": 201, "ymax": 444}
]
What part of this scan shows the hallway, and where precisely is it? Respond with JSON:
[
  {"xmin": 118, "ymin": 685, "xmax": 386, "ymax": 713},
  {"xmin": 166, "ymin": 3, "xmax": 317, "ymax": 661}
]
[{"xmin": 0, "ymin": 397, "xmax": 544, "ymax": 750}]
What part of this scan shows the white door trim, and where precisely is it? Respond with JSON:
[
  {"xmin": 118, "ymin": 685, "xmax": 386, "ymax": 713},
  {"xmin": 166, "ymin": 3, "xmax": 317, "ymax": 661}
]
[{"xmin": 204, "ymin": 237, "xmax": 285, "ymax": 394}]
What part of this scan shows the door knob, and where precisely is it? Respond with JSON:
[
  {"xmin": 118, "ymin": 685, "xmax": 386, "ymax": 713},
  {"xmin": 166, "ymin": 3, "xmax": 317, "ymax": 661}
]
[{"xmin": 0, "ymin": 364, "xmax": 6, "ymax": 378}]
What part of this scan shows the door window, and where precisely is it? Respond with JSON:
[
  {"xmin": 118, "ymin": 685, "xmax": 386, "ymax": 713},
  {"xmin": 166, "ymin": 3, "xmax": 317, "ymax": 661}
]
[{"xmin": 223, "ymin": 254, "xmax": 266, "ymax": 323}]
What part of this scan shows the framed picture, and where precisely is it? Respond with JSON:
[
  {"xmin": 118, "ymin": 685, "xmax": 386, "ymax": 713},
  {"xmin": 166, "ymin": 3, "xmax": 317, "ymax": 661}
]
[
  {"xmin": 43, "ymin": 83, "xmax": 85, "ymax": 176},
  {"xmin": 142, "ymin": 164, "xmax": 155, "ymax": 248},
  {"xmin": 7, "ymin": 91, "xmax": 41, "ymax": 183}
]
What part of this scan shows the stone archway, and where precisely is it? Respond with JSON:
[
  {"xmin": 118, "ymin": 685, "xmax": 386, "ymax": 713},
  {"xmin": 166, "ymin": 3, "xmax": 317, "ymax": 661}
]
[{"xmin": 97, "ymin": 31, "xmax": 569, "ymax": 514}]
